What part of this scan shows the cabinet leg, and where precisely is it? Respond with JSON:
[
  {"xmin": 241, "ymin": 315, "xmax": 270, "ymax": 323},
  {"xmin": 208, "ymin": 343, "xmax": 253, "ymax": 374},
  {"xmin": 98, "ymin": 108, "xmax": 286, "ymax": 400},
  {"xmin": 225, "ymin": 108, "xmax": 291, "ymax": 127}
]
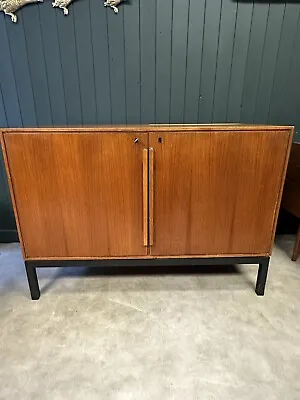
[
  {"xmin": 255, "ymin": 258, "xmax": 270, "ymax": 296},
  {"xmin": 292, "ymin": 224, "xmax": 300, "ymax": 261},
  {"xmin": 25, "ymin": 262, "xmax": 40, "ymax": 300}
]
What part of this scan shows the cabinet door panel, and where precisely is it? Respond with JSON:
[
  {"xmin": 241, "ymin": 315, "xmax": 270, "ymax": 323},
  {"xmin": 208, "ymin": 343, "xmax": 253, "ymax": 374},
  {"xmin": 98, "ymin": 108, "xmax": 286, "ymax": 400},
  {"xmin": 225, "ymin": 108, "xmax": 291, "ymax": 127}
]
[
  {"xmin": 149, "ymin": 130, "xmax": 290, "ymax": 256},
  {"xmin": 4, "ymin": 132, "xmax": 148, "ymax": 258}
]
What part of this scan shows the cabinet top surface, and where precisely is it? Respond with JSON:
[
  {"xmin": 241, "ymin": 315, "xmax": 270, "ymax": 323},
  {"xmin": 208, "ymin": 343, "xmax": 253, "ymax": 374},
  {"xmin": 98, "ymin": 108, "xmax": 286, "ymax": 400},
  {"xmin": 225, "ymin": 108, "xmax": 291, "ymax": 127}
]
[{"xmin": 1, "ymin": 124, "xmax": 294, "ymax": 134}]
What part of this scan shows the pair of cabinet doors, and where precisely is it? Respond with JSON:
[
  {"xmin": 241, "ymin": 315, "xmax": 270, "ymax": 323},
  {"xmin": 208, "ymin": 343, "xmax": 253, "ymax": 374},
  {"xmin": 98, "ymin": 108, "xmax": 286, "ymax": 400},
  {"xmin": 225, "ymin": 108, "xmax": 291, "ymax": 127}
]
[{"xmin": 1, "ymin": 126, "xmax": 291, "ymax": 260}]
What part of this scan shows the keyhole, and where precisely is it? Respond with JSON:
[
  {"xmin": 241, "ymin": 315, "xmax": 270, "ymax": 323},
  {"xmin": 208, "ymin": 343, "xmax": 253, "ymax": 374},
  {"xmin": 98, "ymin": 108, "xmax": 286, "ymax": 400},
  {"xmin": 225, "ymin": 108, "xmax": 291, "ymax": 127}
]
[{"xmin": 158, "ymin": 137, "xmax": 163, "ymax": 143}]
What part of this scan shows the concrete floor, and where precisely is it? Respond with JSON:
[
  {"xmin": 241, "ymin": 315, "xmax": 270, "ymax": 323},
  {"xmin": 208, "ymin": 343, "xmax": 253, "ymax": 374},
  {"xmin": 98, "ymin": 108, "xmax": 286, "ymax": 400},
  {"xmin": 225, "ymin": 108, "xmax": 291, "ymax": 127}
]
[{"xmin": 0, "ymin": 237, "xmax": 299, "ymax": 399}]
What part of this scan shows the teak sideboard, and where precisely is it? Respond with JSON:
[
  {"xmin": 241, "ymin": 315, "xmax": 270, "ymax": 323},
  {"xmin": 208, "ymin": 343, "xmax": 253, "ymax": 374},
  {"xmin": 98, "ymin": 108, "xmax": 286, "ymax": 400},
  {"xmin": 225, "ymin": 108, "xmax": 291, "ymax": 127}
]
[{"xmin": 0, "ymin": 125, "xmax": 293, "ymax": 299}]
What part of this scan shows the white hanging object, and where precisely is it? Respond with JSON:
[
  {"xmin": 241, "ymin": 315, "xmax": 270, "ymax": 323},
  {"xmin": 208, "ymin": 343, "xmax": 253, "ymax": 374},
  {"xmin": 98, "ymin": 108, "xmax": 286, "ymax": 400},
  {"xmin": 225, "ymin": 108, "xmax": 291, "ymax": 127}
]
[
  {"xmin": 104, "ymin": 0, "xmax": 121, "ymax": 14},
  {"xmin": 52, "ymin": 0, "xmax": 73, "ymax": 15},
  {"xmin": 0, "ymin": 0, "xmax": 42, "ymax": 22}
]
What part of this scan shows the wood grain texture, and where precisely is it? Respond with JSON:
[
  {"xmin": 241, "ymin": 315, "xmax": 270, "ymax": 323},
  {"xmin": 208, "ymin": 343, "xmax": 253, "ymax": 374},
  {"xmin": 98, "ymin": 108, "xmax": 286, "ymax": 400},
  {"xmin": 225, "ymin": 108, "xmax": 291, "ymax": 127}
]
[
  {"xmin": 3, "ymin": 131, "xmax": 148, "ymax": 258},
  {"xmin": 268, "ymin": 127, "xmax": 293, "ymax": 249},
  {"xmin": 149, "ymin": 128, "xmax": 291, "ymax": 256},
  {"xmin": 2, "ymin": 125, "xmax": 292, "ymax": 260}
]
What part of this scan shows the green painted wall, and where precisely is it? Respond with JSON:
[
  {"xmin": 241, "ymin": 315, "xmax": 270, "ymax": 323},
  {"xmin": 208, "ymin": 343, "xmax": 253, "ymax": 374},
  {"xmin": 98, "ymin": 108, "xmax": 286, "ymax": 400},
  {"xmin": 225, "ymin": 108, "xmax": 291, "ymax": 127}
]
[{"xmin": 1, "ymin": 0, "xmax": 300, "ymax": 241}]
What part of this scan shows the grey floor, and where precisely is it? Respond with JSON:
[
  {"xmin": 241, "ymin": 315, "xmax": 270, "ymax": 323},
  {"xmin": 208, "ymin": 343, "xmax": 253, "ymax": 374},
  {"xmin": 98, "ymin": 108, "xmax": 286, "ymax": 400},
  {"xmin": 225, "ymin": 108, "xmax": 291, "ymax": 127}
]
[{"xmin": 0, "ymin": 237, "xmax": 299, "ymax": 400}]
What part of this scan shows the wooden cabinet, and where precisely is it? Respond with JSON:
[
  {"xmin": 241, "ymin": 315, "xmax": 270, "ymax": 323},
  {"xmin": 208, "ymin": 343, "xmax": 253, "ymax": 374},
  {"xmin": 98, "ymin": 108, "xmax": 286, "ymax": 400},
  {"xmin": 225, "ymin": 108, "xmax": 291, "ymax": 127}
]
[{"xmin": 1, "ymin": 125, "xmax": 293, "ymax": 299}]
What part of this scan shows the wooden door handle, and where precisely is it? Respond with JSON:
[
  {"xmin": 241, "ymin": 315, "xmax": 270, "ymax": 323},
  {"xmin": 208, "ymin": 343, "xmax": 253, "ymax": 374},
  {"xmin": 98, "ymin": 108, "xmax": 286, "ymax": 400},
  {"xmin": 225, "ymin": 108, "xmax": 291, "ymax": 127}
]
[
  {"xmin": 149, "ymin": 147, "xmax": 154, "ymax": 246},
  {"xmin": 143, "ymin": 148, "xmax": 149, "ymax": 246}
]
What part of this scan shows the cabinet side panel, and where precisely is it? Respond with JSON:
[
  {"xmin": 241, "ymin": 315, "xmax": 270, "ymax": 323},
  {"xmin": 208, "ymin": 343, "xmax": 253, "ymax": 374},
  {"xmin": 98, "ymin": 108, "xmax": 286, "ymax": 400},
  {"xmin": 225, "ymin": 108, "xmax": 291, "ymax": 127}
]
[
  {"xmin": 1, "ymin": 133, "xmax": 25, "ymax": 257},
  {"xmin": 268, "ymin": 128, "xmax": 293, "ymax": 251}
]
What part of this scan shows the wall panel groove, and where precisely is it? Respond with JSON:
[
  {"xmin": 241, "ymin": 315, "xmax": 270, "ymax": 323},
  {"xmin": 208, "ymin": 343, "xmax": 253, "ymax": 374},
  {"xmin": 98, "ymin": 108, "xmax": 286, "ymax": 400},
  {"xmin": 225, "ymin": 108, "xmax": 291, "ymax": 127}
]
[
  {"xmin": 184, "ymin": 0, "xmax": 205, "ymax": 123},
  {"xmin": 254, "ymin": 3, "xmax": 286, "ymax": 124},
  {"xmin": 6, "ymin": 11, "xmax": 37, "ymax": 126},
  {"xmin": 227, "ymin": 1, "xmax": 253, "ymax": 122},
  {"xmin": 198, "ymin": 0, "xmax": 222, "ymax": 123},
  {"xmin": 0, "ymin": 83, "xmax": 8, "ymax": 127},
  {"xmin": 0, "ymin": 14, "xmax": 22, "ymax": 127}
]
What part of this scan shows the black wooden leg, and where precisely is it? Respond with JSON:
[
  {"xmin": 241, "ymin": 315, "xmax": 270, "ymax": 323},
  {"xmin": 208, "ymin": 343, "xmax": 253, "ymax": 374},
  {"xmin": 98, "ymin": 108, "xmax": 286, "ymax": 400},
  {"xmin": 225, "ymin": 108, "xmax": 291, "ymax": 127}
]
[
  {"xmin": 25, "ymin": 262, "xmax": 40, "ymax": 300},
  {"xmin": 255, "ymin": 257, "xmax": 270, "ymax": 296}
]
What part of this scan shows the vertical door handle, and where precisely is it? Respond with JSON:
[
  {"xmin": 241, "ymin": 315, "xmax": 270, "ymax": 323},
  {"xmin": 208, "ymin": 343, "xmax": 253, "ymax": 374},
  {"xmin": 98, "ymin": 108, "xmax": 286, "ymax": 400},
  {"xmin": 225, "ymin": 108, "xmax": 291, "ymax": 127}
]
[
  {"xmin": 149, "ymin": 147, "xmax": 154, "ymax": 246},
  {"xmin": 143, "ymin": 148, "xmax": 149, "ymax": 247}
]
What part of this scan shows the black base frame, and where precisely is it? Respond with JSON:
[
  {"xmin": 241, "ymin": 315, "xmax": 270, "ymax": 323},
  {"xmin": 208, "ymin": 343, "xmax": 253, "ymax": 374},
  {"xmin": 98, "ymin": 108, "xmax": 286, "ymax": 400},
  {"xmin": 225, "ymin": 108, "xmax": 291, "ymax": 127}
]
[{"xmin": 25, "ymin": 256, "xmax": 270, "ymax": 300}]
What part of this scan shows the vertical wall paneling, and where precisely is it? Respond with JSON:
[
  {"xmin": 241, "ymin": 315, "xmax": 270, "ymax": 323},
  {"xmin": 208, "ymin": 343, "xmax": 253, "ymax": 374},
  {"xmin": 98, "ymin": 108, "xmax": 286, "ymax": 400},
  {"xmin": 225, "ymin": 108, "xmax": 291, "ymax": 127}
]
[
  {"xmin": 0, "ymin": 80, "xmax": 13, "ymax": 235},
  {"xmin": 22, "ymin": 5, "xmax": 52, "ymax": 126},
  {"xmin": 0, "ymin": 90, "xmax": 14, "ymax": 231},
  {"xmin": 107, "ymin": 7, "xmax": 127, "ymax": 124},
  {"xmin": 5, "ymin": 12, "xmax": 37, "ymax": 126},
  {"xmin": 124, "ymin": 0, "xmax": 141, "ymax": 124},
  {"xmin": 198, "ymin": 0, "xmax": 222, "ymax": 123},
  {"xmin": 156, "ymin": 0, "xmax": 173, "ymax": 123},
  {"xmin": 169, "ymin": 0, "xmax": 189, "ymax": 123},
  {"xmin": 90, "ymin": 0, "xmax": 112, "ymax": 124},
  {"xmin": 213, "ymin": 0, "xmax": 237, "ymax": 122},
  {"xmin": 0, "ymin": 149, "xmax": 15, "ymax": 232},
  {"xmin": 0, "ymin": 85, "xmax": 7, "ymax": 127},
  {"xmin": 56, "ymin": 8, "xmax": 82, "ymax": 125},
  {"xmin": 286, "ymin": 16, "xmax": 300, "ymax": 140},
  {"xmin": 140, "ymin": 0, "xmax": 156, "ymax": 123},
  {"xmin": 268, "ymin": 4, "xmax": 300, "ymax": 126},
  {"xmin": 184, "ymin": 0, "xmax": 206, "ymax": 123},
  {"xmin": 73, "ymin": 0, "xmax": 97, "ymax": 125},
  {"xmin": 227, "ymin": 1, "xmax": 253, "ymax": 123},
  {"xmin": 254, "ymin": 3, "xmax": 286, "ymax": 124},
  {"xmin": 39, "ymin": 4, "xmax": 67, "ymax": 125},
  {"xmin": 240, "ymin": 3, "xmax": 269, "ymax": 123},
  {"xmin": 0, "ymin": 15, "xmax": 22, "ymax": 127}
]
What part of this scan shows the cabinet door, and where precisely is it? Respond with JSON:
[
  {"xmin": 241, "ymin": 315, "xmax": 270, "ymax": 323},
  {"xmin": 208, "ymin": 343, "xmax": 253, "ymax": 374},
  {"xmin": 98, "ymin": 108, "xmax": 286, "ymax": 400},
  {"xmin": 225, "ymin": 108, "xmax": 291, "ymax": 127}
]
[
  {"xmin": 4, "ymin": 132, "xmax": 148, "ymax": 258},
  {"xmin": 149, "ymin": 130, "xmax": 290, "ymax": 256}
]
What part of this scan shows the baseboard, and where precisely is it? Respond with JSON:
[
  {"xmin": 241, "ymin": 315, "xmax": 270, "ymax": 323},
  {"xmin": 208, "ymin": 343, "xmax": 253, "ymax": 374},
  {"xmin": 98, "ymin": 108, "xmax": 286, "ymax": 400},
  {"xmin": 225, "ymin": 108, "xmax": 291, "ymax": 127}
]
[{"xmin": 0, "ymin": 229, "xmax": 19, "ymax": 243}]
